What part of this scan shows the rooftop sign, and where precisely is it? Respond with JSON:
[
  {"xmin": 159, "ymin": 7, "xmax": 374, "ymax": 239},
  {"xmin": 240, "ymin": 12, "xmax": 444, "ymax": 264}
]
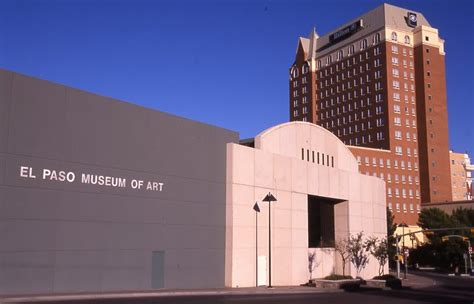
[
  {"xmin": 406, "ymin": 12, "xmax": 417, "ymax": 28},
  {"xmin": 329, "ymin": 19, "xmax": 364, "ymax": 44}
]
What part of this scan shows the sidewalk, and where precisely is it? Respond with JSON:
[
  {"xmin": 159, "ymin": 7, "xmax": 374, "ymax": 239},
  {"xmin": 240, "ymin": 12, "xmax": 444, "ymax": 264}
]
[
  {"xmin": 0, "ymin": 285, "xmax": 340, "ymax": 303},
  {"xmin": 390, "ymin": 271, "xmax": 437, "ymax": 289}
]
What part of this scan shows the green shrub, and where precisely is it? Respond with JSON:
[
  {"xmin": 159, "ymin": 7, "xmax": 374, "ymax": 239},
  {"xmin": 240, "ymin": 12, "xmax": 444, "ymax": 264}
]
[
  {"xmin": 372, "ymin": 274, "xmax": 397, "ymax": 280},
  {"xmin": 323, "ymin": 274, "xmax": 353, "ymax": 280}
]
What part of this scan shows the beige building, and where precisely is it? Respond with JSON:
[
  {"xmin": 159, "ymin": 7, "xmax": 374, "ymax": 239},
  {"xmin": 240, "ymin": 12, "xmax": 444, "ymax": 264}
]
[
  {"xmin": 450, "ymin": 151, "xmax": 473, "ymax": 201},
  {"xmin": 225, "ymin": 122, "xmax": 387, "ymax": 286}
]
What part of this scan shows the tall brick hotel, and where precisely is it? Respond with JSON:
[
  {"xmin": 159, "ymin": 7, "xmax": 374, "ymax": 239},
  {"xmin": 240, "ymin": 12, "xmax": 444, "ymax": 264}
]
[{"xmin": 289, "ymin": 3, "xmax": 451, "ymax": 226}]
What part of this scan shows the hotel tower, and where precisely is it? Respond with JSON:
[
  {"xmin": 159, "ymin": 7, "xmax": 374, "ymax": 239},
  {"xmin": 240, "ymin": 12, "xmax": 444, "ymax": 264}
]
[{"xmin": 289, "ymin": 3, "xmax": 452, "ymax": 225}]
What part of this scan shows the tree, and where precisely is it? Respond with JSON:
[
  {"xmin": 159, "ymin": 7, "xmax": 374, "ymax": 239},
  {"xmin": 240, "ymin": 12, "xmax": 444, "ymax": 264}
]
[
  {"xmin": 418, "ymin": 208, "xmax": 453, "ymax": 230},
  {"xmin": 451, "ymin": 207, "xmax": 474, "ymax": 227},
  {"xmin": 334, "ymin": 238, "xmax": 351, "ymax": 276},
  {"xmin": 308, "ymin": 251, "xmax": 320, "ymax": 280},
  {"xmin": 367, "ymin": 236, "xmax": 389, "ymax": 276},
  {"xmin": 409, "ymin": 207, "xmax": 473, "ymax": 272},
  {"xmin": 386, "ymin": 208, "xmax": 397, "ymax": 264},
  {"xmin": 348, "ymin": 232, "xmax": 372, "ymax": 278}
]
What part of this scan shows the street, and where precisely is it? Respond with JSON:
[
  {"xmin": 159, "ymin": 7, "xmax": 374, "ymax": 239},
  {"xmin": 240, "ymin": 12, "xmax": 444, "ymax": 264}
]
[{"xmin": 8, "ymin": 271, "xmax": 474, "ymax": 304}]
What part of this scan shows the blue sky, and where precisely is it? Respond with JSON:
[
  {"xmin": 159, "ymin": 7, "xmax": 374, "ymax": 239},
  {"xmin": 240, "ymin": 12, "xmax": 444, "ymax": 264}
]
[{"xmin": 1, "ymin": 0, "xmax": 473, "ymax": 154}]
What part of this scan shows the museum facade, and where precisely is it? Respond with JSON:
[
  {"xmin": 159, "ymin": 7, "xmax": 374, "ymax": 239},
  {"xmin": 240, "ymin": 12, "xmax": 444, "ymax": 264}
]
[{"xmin": 0, "ymin": 69, "xmax": 386, "ymax": 295}]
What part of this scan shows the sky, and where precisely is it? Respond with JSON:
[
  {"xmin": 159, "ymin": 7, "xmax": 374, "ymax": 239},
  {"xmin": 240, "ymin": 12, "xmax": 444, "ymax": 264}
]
[{"xmin": 0, "ymin": 0, "xmax": 473, "ymax": 154}]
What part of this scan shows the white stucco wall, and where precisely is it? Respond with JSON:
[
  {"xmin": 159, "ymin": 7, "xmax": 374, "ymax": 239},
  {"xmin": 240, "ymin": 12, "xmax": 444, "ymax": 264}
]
[{"xmin": 225, "ymin": 122, "xmax": 387, "ymax": 287}]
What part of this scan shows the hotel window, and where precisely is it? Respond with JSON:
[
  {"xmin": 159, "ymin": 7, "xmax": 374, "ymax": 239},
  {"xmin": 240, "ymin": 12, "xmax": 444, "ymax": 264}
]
[
  {"xmin": 293, "ymin": 109, "xmax": 299, "ymax": 117},
  {"xmin": 387, "ymin": 188, "xmax": 392, "ymax": 197},
  {"xmin": 395, "ymin": 188, "xmax": 400, "ymax": 197},
  {"xmin": 392, "ymin": 68, "xmax": 399, "ymax": 77},
  {"xmin": 387, "ymin": 159, "xmax": 391, "ymax": 168},
  {"xmin": 414, "ymin": 148, "xmax": 417, "ymax": 156},
  {"xmin": 393, "ymin": 105, "xmax": 401, "ymax": 113},
  {"xmin": 391, "ymin": 45, "xmax": 398, "ymax": 54},
  {"xmin": 348, "ymin": 44, "xmax": 355, "ymax": 55},
  {"xmin": 361, "ymin": 39, "xmax": 368, "ymax": 50},
  {"xmin": 372, "ymin": 157, "xmax": 377, "ymax": 166},
  {"xmin": 388, "ymin": 203, "xmax": 392, "ymax": 210},
  {"xmin": 401, "ymin": 175, "xmax": 406, "ymax": 183},
  {"xmin": 326, "ymin": 56, "xmax": 332, "ymax": 65},
  {"xmin": 376, "ymin": 93, "xmax": 383, "ymax": 103},
  {"xmin": 404, "ymin": 35, "xmax": 410, "ymax": 44},
  {"xmin": 317, "ymin": 60, "xmax": 321, "ymax": 69},
  {"xmin": 396, "ymin": 203, "xmax": 400, "ymax": 212},
  {"xmin": 403, "ymin": 71, "xmax": 408, "ymax": 79},
  {"xmin": 410, "ymin": 84, "xmax": 415, "ymax": 92},
  {"xmin": 408, "ymin": 161, "xmax": 412, "ymax": 170},
  {"xmin": 291, "ymin": 67, "xmax": 299, "ymax": 78},
  {"xmin": 391, "ymin": 32, "xmax": 398, "ymax": 41},
  {"xmin": 401, "ymin": 161, "xmax": 405, "ymax": 169},
  {"xmin": 407, "ymin": 147, "xmax": 411, "ymax": 156},
  {"xmin": 409, "ymin": 50, "xmax": 413, "ymax": 56},
  {"xmin": 403, "ymin": 59, "xmax": 407, "ymax": 67},
  {"xmin": 394, "ymin": 117, "xmax": 401, "ymax": 125},
  {"xmin": 417, "ymin": 204, "xmax": 421, "ymax": 213},
  {"xmin": 392, "ymin": 81, "xmax": 400, "ymax": 89},
  {"xmin": 414, "ymin": 162, "xmax": 418, "ymax": 170},
  {"xmin": 411, "ymin": 108, "xmax": 416, "ymax": 116},
  {"xmin": 387, "ymin": 173, "xmax": 391, "ymax": 182},
  {"xmin": 374, "ymin": 33, "xmax": 381, "ymax": 44},
  {"xmin": 402, "ymin": 189, "xmax": 406, "ymax": 198},
  {"xmin": 302, "ymin": 64, "xmax": 309, "ymax": 74},
  {"xmin": 403, "ymin": 203, "xmax": 407, "ymax": 212},
  {"xmin": 408, "ymin": 176, "xmax": 413, "ymax": 184},
  {"xmin": 365, "ymin": 157, "xmax": 369, "ymax": 165},
  {"xmin": 411, "ymin": 96, "xmax": 415, "ymax": 104},
  {"xmin": 337, "ymin": 50, "xmax": 344, "ymax": 61},
  {"xmin": 402, "ymin": 48, "xmax": 407, "ymax": 56},
  {"xmin": 392, "ymin": 57, "xmax": 399, "ymax": 65},
  {"xmin": 393, "ymin": 92, "xmax": 400, "ymax": 101},
  {"xmin": 357, "ymin": 156, "xmax": 361, "ymax": 164},
  {"xmin": 395, "ymin": 174, "xmax": 399, "ymax": 183},
  {"xmin": 395, "ymin": 130, "xmax": 402, "ymax": 139},
  {"xmin": 394, "ymin": 160, "xmax": 399, "ymax": 168},
  {"xmin": 302, "ymin": 106, "xmax": 308, "ymax": 114},
  {"xmin": 416, "ymin": 190, "xmax": 420, "ymax": 197},
  {"xmin": 293, "ymin": 100, "xmax": 298, "ymax": 107},
  {"xmin": 412, "ymin": 120, "xmax": 416, "ymax": 128}
]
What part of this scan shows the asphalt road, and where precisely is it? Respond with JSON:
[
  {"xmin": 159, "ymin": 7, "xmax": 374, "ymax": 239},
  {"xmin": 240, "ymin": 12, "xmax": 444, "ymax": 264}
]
[{"xmin": 11, "ymin": 271, "xmax": 474, "ymax": 304}]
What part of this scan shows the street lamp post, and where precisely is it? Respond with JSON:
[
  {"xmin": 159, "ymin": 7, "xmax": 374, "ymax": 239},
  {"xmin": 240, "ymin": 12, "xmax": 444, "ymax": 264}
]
[
  {"xmin": 396, "ymin": 234, "xmax": 401, "ymax": 279},
  {"xmin": 263, "ymin": 192, "xmax": 277, "ymax": 288},
  {"xmin": 398, "ymin": 223, "xmax": 409, "ymax": 279},
  {"xmin": 253, "ymin": 202, "xmax": 260, "ymax": 287}
]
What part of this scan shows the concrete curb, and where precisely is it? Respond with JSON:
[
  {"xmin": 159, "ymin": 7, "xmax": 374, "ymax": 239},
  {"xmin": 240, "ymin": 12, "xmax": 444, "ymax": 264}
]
[{"xmin": 0, "ymin": 287, "xmax": 340, "ymax": 303}]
